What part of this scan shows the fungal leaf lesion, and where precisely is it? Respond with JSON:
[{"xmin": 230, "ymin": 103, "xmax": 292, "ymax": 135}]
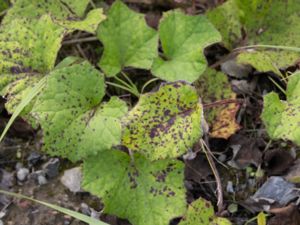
[
  {"xmin": 122, "ymin": 81, "xmax": 203, "ymax": 161},
  {"xmin": 29, "ymin": 60, "xmax": 128, "ymax": 162},
  {"xmin": 262, "ymin": 71, "xmax": 300, "ymax": 146}
]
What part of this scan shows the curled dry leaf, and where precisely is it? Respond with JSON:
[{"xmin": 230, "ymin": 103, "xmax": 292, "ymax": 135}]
[{"xmin": 194, "ymin": 68, "xmax": 241, "ymax": 139}]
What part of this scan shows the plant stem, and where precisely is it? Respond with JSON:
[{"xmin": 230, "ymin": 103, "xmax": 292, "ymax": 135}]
[
  {"xmin": 141, "ymin": 78, "xmax": 160, "ymax": 93},
  {"xmin": 106, "ymin": 81, "xmax": 139, "ymax": 97},
  {"xmin": 268, "ymin": 76, "xmax": 286, "ymax": 96}
]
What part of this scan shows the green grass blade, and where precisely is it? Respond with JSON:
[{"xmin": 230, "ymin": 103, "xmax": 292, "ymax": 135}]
[
  {"xmin": 0, "ymin": 76, "xmax": 47, "ymax": 143},
  {"xmin": 0, "ymin": 189, "xmax": 109, "ymax": 225}
]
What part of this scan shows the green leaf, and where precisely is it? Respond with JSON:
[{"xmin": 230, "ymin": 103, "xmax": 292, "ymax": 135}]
[
  {"xmin": 30, "ymin": 61, "xmax": 128, "ymax": 161},
  {"xmin": 98, "ymin": 0, "xmax": 158, "ymax": 76},
  {"xmin": 122, "ymin": 81, "xmax": 203, "ymax": 161},
  {"xmin": 194, "ymin": 68, "xmax": 240, "ymax": 139},
  {"xmin": 83, "ymin": 150, "xmax": 186, "ymax": 225},
  {"xmin": 179, "ymin": 198, "xmax": 231, "ymax": 225},
  {"xmin": 0, "ymin": 190, "xmax": 109, "ymax": 225},
  {"xmin": 151, "ymin": 10, "xmax": 221, "ymax": 82},
  {"xmin": 262, "ymin": 72, "xmax": 300, "ymax": 145},
  {"xmin": 0, "ymin": 0, "xmax": 9, "ymax": 13}
]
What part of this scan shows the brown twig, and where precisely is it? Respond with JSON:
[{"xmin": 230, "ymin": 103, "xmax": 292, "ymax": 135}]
[
  {"xmin": 200, "ymin": 138, "xmax": 224, "ymax": 214},
  {"xmin": 203, "ymin": 98, "xmax": 244, "ymax": 109},
  {"xmin": 62, "ymin": 36, "xmax": 99, "ymax": 45}
]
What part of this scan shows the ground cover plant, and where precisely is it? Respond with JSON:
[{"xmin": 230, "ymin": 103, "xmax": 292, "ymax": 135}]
[{"xmin": 0, "ymin": 0, "xmax": 300, "ymax": 225}]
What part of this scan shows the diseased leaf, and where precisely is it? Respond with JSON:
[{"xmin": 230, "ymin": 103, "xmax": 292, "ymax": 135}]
[
  {"xmin": 122, "ymin": 81, "xmax": 203, "ymax": 161},
  {"xmin": 0, "ymin": 0, "xmax": 104, "ymax": 113},
  {"xmin": 262, "ymin": 72, "xmax": 300, "ymax": 145},
  {"xmin": 194, "ymin": 69, "xmax": 240, "ymax": 139},
  {"xmin": 207, "ymin": 0, "xmax": 300, "ymax": 72},
  {"xmin": 238, "ymin": 50, "xmax": 300, "ymax": 75},
  {"xmin": 179, "ymin": 198, "xmax": 231, "ymax": 225},
  {"xmin": 3, "ymin": 0, "xmax": 104, "ymax": 33},
  {"xmin": 0, "ymin": 16, "xmax": 65, "ymax": 74},
  {"xmin": 55, "ymin": 9, "xmax": 106, "ymax": 34},
  {"xmin": 151, "ymin": 10, "xmax": 221, "ymax": 82},
  {"xmin": 3, "ymin": 74, "xmax": 43, "ymax": 115},
  {"xmin": 30, "ymin": 61, "xmax": 128, "ymax": 161},
  {"xmin": 3, "ymin": 0, "xmax": 89, "ymax": 23},
  {"xmin": 83, "ymin": 150, "xmax": 186, "ymax": 225},
  {"xmin": 98, "ymin": 0, "xmax": 158, "ymax": 76},
  {"xmin": 207, "ymin": 0, "xmax": 242, "ymax": 49}
]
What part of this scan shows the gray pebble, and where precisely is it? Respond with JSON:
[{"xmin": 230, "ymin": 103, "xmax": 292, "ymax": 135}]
[
  {"xmin": 17, "ymin": 168, "xmax": 29, "ymax": 182},
  {"xmin": 37, "ymin": 174, "xmax": 47, "ymax": 185},
  {"xmin": 42, "ymin": 158, "xmax": 60, "ymax": 178},
  {"xmin": 27, "ymin": 151, "xmax": 42, "ymax": 166},
  {"xmin": 60, "ymin": 167, "xmax": 82, "ymax": 193}
]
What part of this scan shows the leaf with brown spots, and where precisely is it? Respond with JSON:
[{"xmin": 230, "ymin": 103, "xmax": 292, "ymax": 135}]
[
  {"xmin": 179, "ymin": 198, "xmax": 231, "ymax": 225},
  {"xmin": 262, "ymin": 71, "xmax": 300, "ymax": 146},
  {"xmin": 122, "ymin": 81, "xmax": 203, "ymax": 161},
  {"xmin": 207, "ymin": 0, "xmax": 300, "ymax": 72},
  {"xmin": 3, "ymin": 0, "xmax": 105, "ymax": 33},
  {"xmin": 30, "ymin": 61, "xmax": 128, "ymax": 162},
  {"xmin": 83, "ymin": 150, "xmax": 186, "ymax": 225},
  {"xmin": 194, "ymin": 68, "xmax": 240, "ymax": 139}
]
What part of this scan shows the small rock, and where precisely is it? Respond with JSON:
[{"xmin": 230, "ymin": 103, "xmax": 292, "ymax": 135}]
[
  {"xmin": 80, "ymin": 203, "xmax": 91, "ymax": 216},
  {"xmin": 0, "ymin": 169, "xmax": 14, "ymax": 188},
  {"xmin": 60, "ymin": 167, "xmax": 82, "ymax": 193},
  {"xmin": 28, "ymin": 170, "xmax": 47, "ymax": 185},
  {"xmin": 42, "ymin": 158, "xmax": 60, "ymax": 178},
  {"xmin": 231, "ymin": 79, "xmax": 256, "ymax": 94},
  {"xmin": 15, "ymin": 162, "xmax": 23, "ymax": 170},
  {"xmin": 91, "ymin": 208, "xmax": 100, "ymax": 220},
  {"xmin": 27, "ymin": 151, "xmax": 42, "ymax": 166},
  {"xmin": 0, "ymin": 169, "xmax": 14, "ymax": 206},
  {"xmin": 221, "ymin": 59, "xmax": 251, "ymax": 79},
  {"xmin": 17, "ymin": 168, "xmax": 29, "ymax": 182},
  {"xmin": 226, "ymin": 181, "xmax": 234, "ymax": 193},
  {"xmin": 37, "ymin": 174, "xmax": 47, "ymax": 185},
  {"xmin": 251, "ymin": 176, "xmax": 300, "ymax": 206}
]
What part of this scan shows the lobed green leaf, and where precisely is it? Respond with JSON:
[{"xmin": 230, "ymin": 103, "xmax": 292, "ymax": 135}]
[
  {"xmin": 98, "ymin": 0, "xmax": 158, "ymax": 77},
  {"xmin": 83, "ymin": 150, "xmax": 186, "ymax": 225},
  {"xmin": 151, "ymin": 10, "xmax": 221, "ymax": 82},
  {"xmin": 30, "ymin": 61, "xmax": 128, "ymax": 161}
]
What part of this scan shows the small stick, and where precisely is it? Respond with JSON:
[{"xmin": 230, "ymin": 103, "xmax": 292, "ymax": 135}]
[
  {"xmin": 203, "ymin": 99, "xmax": 243, "ymax": 109},
  {"xmin": 200, "ymin": 138, "xmax": 224, "ymax": 214},
  {"xmin": 62, "ymin": 36, "xmax": 99, "ymax": 45}
]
